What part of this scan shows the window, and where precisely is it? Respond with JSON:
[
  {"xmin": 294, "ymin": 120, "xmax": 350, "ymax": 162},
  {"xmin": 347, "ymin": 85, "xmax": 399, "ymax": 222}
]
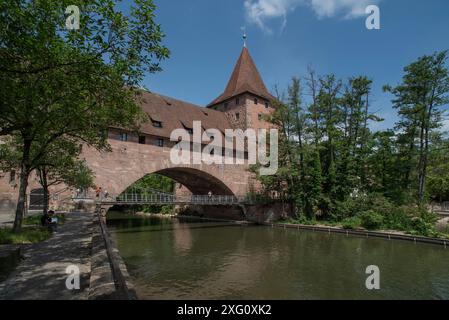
[
  {"xmin": 152, "ymin": 120, "xmax": 162, "ymax": 128},
  {"xmin": 224, "ymin": 102, "xmax": 229, "ymax": 108},
  {"xmin": 235, "ymin": 112, "xmax": 240, "ymax": 120},
  {"xmin": 119, "ymin": 132, "xmax": 128, "ymax": 142},
  {"xmin": 254, "ymin": 98, "xmax": 258, "ymax": 105},
  {"xmin": 236, "ymin": 98, "xmax": 240, "ymax": 105},
  {"xmin": 139, "ymin": 136, "xmax": 146, "ymax": 144},
  {"xmin": 157, "ymin": 138, "xmax": 164, "ymax": 147},
  {"xmin": 265, "ymin": 102, "xmax": 269, "ymax": 108},
  {"xmin": 258, "ymin": 113, "xmax": 263, "ymax": 121}
]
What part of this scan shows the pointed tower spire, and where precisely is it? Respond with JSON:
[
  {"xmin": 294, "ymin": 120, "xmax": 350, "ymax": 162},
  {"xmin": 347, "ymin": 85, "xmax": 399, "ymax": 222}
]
[{"xmin": 208, "ymin": 47, "xmax": 274, "ymax": 107}]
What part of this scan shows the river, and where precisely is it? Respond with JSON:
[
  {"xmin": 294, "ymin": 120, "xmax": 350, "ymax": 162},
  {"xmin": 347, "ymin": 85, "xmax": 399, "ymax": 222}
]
[{"xmin": 107, "ymin": 212, "xmax": 449, "ymax": 300}]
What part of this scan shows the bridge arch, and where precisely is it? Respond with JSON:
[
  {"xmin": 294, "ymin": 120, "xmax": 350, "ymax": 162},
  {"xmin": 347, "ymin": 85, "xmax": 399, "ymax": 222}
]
[
  {"xmin": 153, "ymin": 168, "xmax": 234, "ymax": 196},
  {"xmin": 82, "ymin": 140, "xmax": 253, "ymax": 198}
]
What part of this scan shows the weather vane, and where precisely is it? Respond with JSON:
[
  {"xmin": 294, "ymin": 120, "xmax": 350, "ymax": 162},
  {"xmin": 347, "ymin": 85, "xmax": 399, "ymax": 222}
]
[{"xmin": 241, "ymin": 26, "xmax": 247, "ymax": 47}]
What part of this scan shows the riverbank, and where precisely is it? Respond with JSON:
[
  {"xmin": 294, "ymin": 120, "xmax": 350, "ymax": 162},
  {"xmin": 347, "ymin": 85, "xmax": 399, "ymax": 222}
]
[
  {"xmin": 268, "ymin": 221, "xmax": 449, "ymax": 247},
  {"xmin": 0, "ymin": 211, "xmax": 136, "ymax": 300}
]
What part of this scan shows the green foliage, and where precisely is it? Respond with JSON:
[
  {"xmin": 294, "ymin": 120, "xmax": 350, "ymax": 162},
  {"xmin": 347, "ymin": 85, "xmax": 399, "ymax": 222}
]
[
  {"xmin": 125, "ymin": 174, "xmax": 175, "ymax": 214},
  {"xmin": 254, "ymin": 53, "xmax": 449, "ymax": 237},
  {"xmin": 160, "ymin": 206, "xmax": 173, "ymax": 215},
  {"xmin": 359, "ymin": 210, "xmax": 384, "ymax": 230},
  {"xmin": 22, "ymin": 214, "xmax": 66, "ymax": 226},
  {"xmin": 341, "ymin": 217, "xmax": 362, "ymax": 230},
  {"xmin": 0, "ymin": 227, "xmax": 51, "ymax": 245}
]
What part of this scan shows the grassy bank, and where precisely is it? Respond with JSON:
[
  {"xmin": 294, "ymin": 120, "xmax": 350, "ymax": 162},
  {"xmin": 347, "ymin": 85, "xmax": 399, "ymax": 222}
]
[
  {"xmin": 0, "ymin": 213, "xmax": 65, "ymax": 245},
  {"xmin": 0, "ymin": 227, "xmax": 51, "ymax": 245}
]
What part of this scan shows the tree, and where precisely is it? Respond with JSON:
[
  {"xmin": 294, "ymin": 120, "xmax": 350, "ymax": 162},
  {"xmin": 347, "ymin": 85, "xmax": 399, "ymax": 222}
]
[
  {"xmin": 385, "ymin": 51, "xmax": 449, "ymax": 203},
  {"xmin": 35, "ymin": 139, "xmax": 94, "ymax": 214},
  {"xmin": 0, "ymin": 0, "xmax": 169, "ymax": 232}
]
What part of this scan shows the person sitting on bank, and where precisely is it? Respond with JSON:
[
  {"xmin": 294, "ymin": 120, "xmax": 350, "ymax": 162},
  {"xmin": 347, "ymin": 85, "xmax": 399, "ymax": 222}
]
[
  {"xmin": 41, "ymin": 210, "xmax": 58, "ymax": 232},
  {"xmin": 40, "ymin": 211, "xmax": 51, "ymax": 227}
]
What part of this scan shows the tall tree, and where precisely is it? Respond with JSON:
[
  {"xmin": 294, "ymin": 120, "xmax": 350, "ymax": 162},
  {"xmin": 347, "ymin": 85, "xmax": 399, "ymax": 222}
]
[
  {"xmin": 0, "ymin": 0, "xmax": 169, "ymax": 231},
  {"xmin": 385, "ymin": 51, "xmax": 449, "ymax": 203}
]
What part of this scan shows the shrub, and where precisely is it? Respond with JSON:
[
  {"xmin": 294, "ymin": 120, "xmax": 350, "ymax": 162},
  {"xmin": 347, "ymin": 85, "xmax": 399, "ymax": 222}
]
[
  {"xmin": 359, "ymin": 210, "xmax": 384, "ymax": 230},
  {"xmin": 341, "ymin": 217, "xmax": 362, "ymax": 230}
]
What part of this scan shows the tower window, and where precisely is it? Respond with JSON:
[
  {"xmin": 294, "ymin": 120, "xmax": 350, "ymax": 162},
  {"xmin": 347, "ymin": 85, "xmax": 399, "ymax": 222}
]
[
  {"xmin": 157, "ymin": 138, "xmax": 164, "ymax": 147},
  {"xmin": 254, "ymin": 98, "xmax": 258, "ymax": 105},
  {"xmin": 119, "ymin": 132, "xmax": 128, "ymax": 142},
  {"xmin": 139, "ymin": 136, "xmax": 146, "ymax": 144},
  {"xmin": 152, "ymin": 120, "xmax": 162, "ymax": 128}
]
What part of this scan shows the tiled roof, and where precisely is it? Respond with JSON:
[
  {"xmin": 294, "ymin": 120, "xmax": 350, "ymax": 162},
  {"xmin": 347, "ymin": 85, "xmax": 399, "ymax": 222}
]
[
  {"xmin": 136, "ymin": 90, "xmax": 231, "ymax": 139},
  {"xmin": 208, "ymin": 47, "xmax": 275, "ymax": 107}
]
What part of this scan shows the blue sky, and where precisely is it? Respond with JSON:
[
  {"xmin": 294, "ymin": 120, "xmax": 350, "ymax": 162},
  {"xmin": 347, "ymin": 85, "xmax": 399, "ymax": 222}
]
[{"xmin": 140, "ymin": 0, "xmax": 449, "ymax": 131}]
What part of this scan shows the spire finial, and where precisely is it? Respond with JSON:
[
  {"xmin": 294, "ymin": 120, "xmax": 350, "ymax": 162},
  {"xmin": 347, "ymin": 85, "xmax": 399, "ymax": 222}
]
[{"xmin": 241, "ymin": 26, "xmax": 247, "ymax": 47}]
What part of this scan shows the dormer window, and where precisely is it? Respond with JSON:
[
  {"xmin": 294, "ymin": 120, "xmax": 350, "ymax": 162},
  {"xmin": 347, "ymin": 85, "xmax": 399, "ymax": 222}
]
[{"xmin": 152, "ymin": 120, "xmax": 162, "ymax": 128}]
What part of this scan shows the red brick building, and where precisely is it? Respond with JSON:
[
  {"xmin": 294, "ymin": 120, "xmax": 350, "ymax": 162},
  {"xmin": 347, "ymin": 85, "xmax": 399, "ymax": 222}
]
[{"xmin": 0, "ymin": 47, "xmax": 275, "ymax": 218}]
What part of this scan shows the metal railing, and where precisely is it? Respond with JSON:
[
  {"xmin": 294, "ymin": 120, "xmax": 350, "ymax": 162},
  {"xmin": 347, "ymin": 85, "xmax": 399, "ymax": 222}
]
[{"xmin": 100, "ymin": 193, "xmax": 245, "ymax": 206}]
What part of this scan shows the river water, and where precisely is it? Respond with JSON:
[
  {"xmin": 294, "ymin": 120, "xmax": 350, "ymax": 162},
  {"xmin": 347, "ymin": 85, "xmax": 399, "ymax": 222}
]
[{"xmin": 107, "ymin": 212, "xmax": 449, "ymax": 300}]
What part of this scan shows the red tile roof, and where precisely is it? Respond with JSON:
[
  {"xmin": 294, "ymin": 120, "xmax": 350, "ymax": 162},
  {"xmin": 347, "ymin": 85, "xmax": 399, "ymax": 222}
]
[
  {"xmin": 208, "ymin": 47, "xmax": 275, "ymax": 107},
  {"xmin": 136, "ymin": 91, "xmax": 231, "ymax": 139}
]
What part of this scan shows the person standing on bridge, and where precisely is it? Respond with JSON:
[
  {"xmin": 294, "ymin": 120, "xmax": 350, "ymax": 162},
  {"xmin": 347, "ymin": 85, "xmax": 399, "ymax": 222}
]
[
  {"xmin": 208, "ymin": 191, "xmax": 212, "ymax": 202},
  {"xmin": 95, "ymin": 186, "xmax": 102, "ymax": 198}
]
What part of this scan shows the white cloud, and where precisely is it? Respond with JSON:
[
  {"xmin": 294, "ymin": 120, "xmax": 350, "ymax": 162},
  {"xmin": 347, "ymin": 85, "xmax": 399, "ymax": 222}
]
[{"xmin": 244, "ymin": 0, "xmax": 381, "ymax": 33}]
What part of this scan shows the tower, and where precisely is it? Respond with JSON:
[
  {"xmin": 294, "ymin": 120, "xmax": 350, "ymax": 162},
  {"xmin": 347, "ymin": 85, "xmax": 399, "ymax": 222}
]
[{"xmin": 207, "ymin": 47, "xmax": 276, "ymax": 131}]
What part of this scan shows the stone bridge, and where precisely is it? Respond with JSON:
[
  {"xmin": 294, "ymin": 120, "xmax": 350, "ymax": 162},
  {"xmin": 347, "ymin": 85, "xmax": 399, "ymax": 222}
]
[{"xmin": 82, "ymin": 139, "xmax": 256, "ymax": 198}]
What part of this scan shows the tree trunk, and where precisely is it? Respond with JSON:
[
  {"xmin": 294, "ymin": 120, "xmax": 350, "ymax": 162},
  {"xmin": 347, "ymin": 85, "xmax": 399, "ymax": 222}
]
[
  {"xmin": 13, "ymin": 139, "xmax": 32, "ymax": 233},
  {"xmin": 38, "ymin": 167, "xmax": 50, "ymax": 215}
]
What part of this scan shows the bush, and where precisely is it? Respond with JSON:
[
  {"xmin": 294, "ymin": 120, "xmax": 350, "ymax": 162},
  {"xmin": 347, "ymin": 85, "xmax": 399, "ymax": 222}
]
[
  {"xmin": 359, "ymin": 210, "xmax": 384, "ymax": 230},
  {"xmin": 341, "ymin": 217, "xmax": 362, "ymax": 230},
  {"xmin": 410, "ymin": 217, "xmax": 436, "ymax": 237}
]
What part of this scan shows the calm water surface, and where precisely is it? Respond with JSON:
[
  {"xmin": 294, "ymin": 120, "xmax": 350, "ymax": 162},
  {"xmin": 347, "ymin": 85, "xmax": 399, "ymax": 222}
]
[{"xmin": 107, "ymin": 212, "xmax": 449, "ymax": 300}]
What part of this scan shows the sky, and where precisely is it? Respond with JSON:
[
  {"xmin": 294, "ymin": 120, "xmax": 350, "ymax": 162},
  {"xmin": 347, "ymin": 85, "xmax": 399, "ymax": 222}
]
[{"xmin": 138, "ymin": 0, "xmax": 449, "ymax": 131}]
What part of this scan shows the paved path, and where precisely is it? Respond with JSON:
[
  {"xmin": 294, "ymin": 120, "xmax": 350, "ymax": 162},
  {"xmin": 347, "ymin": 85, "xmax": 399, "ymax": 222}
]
[{"xmin": 0, "ymin": 212, "xmax": 93, "ymax": 300}]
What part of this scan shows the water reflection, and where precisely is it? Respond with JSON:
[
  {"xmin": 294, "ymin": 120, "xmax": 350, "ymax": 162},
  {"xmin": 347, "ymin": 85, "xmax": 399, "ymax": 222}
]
[{"xmin": 107, "ymin": 213, "xmax": 449, "ymax": 300}]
